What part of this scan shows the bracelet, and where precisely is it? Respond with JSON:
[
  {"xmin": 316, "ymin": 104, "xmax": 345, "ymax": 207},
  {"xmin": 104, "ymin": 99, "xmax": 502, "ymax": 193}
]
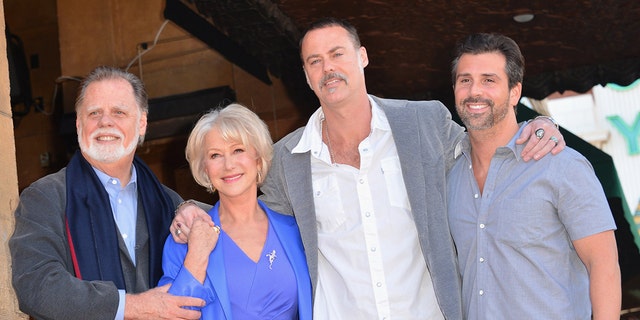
[
  {"xmin": 174, "ymin": 199, "xmax": 197, "ymax": 216},
  {"xmin": 534, "ymin": 115, "xmax": 559, "ymax": 129}
]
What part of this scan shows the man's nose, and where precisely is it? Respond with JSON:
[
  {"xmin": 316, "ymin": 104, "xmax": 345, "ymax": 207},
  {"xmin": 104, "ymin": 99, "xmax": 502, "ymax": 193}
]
[{"xmin": 97, "ymin": 114, "xmax": 114, "ymax": 126}]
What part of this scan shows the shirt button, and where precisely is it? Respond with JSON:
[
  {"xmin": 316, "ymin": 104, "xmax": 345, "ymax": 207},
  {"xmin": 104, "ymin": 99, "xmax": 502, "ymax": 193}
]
[
  {"xmin": 365, "ymin": 212, "xmax": 371, "ymax": 217},
  {"xmin": 122, "ymin": 233, "xmax": 128, "ymax": 239},
  {"xmin": 362, "ymin": 148, "xmax": 368, "ymax": 152},
  {"xmin": 474, "ymin": 193, "xmax": 479, "ymax": 199},
  {"xmin": 371, "ymin": 247, "xmax": 376, "ymax": 252},
  {"xmin": 118, "ymin": 198, "xmax": 122, "ymax": 204},
  {"xmin": 479, "ymin": 290, "xmax": 484, "ymax": 295},
  {"xmin": 315, "ymin": 191, "xmax": 321, "ymax": 196},
  {"xmin": 479, "ymin": 223, "xmax": 485, "ymax": 229},
  {"xmin": 111, "ymin": 180, "xmax": 118, "ymax": 185},
  {"xmin": 479, "ymin": 257, "xmax": 485, "ymax": 263},
  {"xmin": 359, "ymin": 179, "xmax": 365, "ymax": 184},
  {"xmin": 376, "ymin": 282, "xmax": 382, "ymax": 287}
]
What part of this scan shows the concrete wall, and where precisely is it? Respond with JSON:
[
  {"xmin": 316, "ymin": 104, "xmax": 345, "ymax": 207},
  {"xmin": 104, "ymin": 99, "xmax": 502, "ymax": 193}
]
[
  {"xmin": 0, "ymin": 0, "xmax": 28, "ymax": 317},
  {"xmin": 6, "ymin": 0, "xmax": 65, "ymax": 192}
]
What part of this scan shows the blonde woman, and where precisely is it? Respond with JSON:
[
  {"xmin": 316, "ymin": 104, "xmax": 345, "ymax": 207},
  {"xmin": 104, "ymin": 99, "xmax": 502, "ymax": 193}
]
[{"xmin": 159, "ymin": 103, "xmax": 312, "ymax": 319}]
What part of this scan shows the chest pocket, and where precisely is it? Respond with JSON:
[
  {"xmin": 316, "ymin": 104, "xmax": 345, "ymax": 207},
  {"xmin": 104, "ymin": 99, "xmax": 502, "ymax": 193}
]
[
  {"xmin": 496, "ymin": 197, "xmax": 555, "ymax": 249},
  {"xmin": 313, "ymin": 175, "xmax": 346, "ymax": 233},
  {"xmin": 381, "ymin": 157, "xmax": 410, "ymax": 209}
]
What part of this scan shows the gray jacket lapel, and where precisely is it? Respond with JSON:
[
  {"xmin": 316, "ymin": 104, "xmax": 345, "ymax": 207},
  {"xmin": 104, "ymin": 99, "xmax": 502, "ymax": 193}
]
[
  {"xmin": 282, "ymin": 136, "xmax": 319, "ymax": 288},
  {"xmin": 377, "ymin": 98, "xmax": 431, "ymax": 249}
]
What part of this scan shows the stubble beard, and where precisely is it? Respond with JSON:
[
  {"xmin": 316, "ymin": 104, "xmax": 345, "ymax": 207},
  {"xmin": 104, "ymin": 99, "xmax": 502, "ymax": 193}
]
[{"xmin": 458, "ymin": 96, "xmax": 510, "ymax": 131}]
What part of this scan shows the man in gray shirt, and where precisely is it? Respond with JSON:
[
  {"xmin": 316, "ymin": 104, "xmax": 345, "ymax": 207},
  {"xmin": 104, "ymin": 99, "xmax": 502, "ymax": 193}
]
[{"xmin": 447, "ymin": 33, "xmax": 620, "ymax": 319}]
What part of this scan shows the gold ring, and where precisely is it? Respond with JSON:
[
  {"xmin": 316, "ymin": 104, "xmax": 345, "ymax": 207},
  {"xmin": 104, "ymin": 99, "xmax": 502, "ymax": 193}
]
[{"xmin": 213, "ymin": 225, "xmax": 221, "ymax": 234}]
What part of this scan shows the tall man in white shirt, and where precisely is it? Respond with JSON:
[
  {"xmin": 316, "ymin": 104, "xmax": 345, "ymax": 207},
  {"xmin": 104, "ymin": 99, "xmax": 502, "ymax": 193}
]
[{"xmin": 173, "ymin": 17, "xmax": 564, "ymax": 319}]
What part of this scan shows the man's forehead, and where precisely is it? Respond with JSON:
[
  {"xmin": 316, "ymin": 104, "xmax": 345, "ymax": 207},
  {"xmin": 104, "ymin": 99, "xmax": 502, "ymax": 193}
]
[
  {"xmin": 458, "ymin": 53, "xmax": 506, "ymax": 71},
  {"xmin": 461, "ymin": 52, "xmax": 506, "ymax": 63},
  {"xmin": 83, "ymin": 103, "xmax": 129, "ymax": 111},
  {"xmin": 301, "ymin": 27, "xmax": 355, "ymax": 58},
  {"xmin": 80, "ymin": 96, "xmax": 138, "ymax": 113},
  {"xmin": 302, "ymin": 26, "xmax": 351, "ymax": 46}
]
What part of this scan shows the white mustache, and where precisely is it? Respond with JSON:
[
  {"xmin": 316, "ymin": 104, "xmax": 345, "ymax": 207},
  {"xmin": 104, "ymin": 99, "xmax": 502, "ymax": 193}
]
[{"xmin": 90, "ymin": 128, "xmax": 124, "ymax": 141}]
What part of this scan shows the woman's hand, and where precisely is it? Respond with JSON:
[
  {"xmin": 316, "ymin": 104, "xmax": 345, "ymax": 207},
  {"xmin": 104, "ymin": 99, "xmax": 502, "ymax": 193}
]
[
  {"xmin": 170, "ymin": 201, "xmax": 213, "ymax": 244},
  {"xmin": 183, "ymin": 218, "xmax": 221, "ymax": 284},
  {"xmin": 187, "ymin": 218, "xmax": 221, "ymax": 255}
]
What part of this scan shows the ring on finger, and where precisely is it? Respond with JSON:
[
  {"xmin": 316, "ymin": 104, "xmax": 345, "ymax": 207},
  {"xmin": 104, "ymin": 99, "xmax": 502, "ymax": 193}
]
[
  {"xmin": 535, "ymin": 128, "xmax": 545, "ymax": 139},
  {"xmin": 212, "ymin": 225, "xmax": 221, "ymax": 234},
  {"xmin": 550, "ymin": 136, "xmax": 559, "ymax": 146},
  {"xmin": 175, "ymin": 228, "xmax": 182, "ymax": 236}
]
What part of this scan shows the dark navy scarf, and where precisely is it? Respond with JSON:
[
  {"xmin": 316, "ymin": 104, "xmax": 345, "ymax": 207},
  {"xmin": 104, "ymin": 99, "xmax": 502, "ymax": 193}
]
[{"xmin": 65, "ymin": 150, "xmax": 174, "ymax": 290}]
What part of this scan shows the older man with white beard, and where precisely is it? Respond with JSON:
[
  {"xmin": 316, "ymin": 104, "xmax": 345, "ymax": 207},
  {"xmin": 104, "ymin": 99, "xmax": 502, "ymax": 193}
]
[{"xmin": 9, "ymin": 66, "xmax": 204, "ymax": 320}]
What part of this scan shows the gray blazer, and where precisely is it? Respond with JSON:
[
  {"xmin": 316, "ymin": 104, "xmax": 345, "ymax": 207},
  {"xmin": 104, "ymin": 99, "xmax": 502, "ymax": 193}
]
[
  {"xmin": 9, "ymin": 168, "xmax": 182, "ymax": 320},
  {"xmin": 259, "ymin": 95, "xmax": 465, "ymax": 319}
]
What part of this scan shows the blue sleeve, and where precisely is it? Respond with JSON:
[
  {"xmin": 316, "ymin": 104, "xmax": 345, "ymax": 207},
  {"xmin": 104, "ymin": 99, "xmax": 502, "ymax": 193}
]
[
  {"xmin": 159, "ymin": 236, "xmax": 216, "ymax": 307},
  {"xmin": 114, "ymin": 290, "xmax": 125, "ymax": 320}
]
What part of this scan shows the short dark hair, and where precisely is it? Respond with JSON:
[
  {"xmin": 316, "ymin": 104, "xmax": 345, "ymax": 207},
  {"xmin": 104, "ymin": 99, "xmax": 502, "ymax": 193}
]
[
  {"xmin": 299, "ymin": 17, "xmax": 361, "ymax": 55},
  {"xmin": 451, "ymin": 33, "xmax": 525, "ymax": 89}
]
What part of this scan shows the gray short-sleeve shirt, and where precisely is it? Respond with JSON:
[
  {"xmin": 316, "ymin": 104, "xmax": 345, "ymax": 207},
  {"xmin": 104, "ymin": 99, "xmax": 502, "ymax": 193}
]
[{"xmin": 447, "ymin": 126, "xmax": 616, "ymax": 320}]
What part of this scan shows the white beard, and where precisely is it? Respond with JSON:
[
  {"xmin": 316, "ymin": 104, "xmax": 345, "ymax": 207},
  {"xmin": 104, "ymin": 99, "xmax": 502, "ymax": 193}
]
[{"xmin": 78, "ymin": 126, "xmax": 139, "ymax": 163}]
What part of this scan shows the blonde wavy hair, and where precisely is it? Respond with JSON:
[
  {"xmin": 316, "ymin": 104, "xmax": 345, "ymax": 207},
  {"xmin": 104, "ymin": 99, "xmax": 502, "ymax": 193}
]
[{"xmin": 185, "ymin": 103, "xmax": 273, "ymax": 193}]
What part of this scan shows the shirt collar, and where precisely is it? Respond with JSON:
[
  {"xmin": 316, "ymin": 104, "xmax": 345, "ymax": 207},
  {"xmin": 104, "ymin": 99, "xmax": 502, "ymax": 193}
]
[
  {"xmin": 93, "ymin": 165, "xmax": 138, "ymax": 190},
  {"xmin": 505, "ymin": 123, "xmax": 527, "ymax": 161},
  {"xmin": 292, "ymin": 94, "xmax": 390, "ymax": 155},
  {"xmin": 456, "ymin": 123, "xmax": 526, "ymax": 161}
]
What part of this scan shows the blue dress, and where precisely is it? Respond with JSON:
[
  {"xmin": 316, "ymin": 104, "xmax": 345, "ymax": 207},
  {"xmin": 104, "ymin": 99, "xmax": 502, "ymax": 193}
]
[
  {"xmin": 223, "ymin": 221, "xmax": 298, "ymax": 319},
  {"xmin": 159, "ymin": 200, "xmax": 312, "ymax": 320}
]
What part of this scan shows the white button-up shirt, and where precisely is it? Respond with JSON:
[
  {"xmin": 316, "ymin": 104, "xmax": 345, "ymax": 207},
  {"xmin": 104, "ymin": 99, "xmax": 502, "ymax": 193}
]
[{"xmin": 293, "ymin": 96, "xmax": 444, "ymax": 320}]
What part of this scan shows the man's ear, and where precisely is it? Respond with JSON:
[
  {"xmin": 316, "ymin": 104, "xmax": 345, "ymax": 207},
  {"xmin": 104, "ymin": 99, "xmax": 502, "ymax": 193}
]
[
  {"xmin": 510, "ymin": 82, "xmax": 522, "ymax": 107},
  {"xmin": 359, "ymin": 46, "xmax": 369, "ymax": 68},
  {"xmin": 139, "ymin": 111, "xmax": 148, "ymax": 137}
]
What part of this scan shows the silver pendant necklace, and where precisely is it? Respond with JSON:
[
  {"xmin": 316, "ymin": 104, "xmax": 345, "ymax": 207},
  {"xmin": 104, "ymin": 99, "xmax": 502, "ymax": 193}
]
[{"xmin": 322, "ymin": 117, "xmax": 336, "ymax": 164}]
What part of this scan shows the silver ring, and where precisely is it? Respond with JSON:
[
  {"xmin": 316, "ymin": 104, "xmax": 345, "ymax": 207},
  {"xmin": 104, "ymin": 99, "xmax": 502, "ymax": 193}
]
[
  {"xmin": 175, "ymin": 228, "xmax": 182, "ymax": 236},
  {"xmin": 550, "ymin": 136, "xmax": 559, "ymax": 146},
  {"xmin": 212, "ymin": 225, "xmax": 221, "ymax": 234},
  {"xmin": 535, "ymin": 128, "xmax": 545, "ymax": 139}
]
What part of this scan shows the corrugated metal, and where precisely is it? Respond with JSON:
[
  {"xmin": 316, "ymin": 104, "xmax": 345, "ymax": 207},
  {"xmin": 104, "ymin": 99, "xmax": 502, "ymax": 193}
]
[{"xmin": 593, "ymin": 82, "xmax": 640, "ymax": 218}]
